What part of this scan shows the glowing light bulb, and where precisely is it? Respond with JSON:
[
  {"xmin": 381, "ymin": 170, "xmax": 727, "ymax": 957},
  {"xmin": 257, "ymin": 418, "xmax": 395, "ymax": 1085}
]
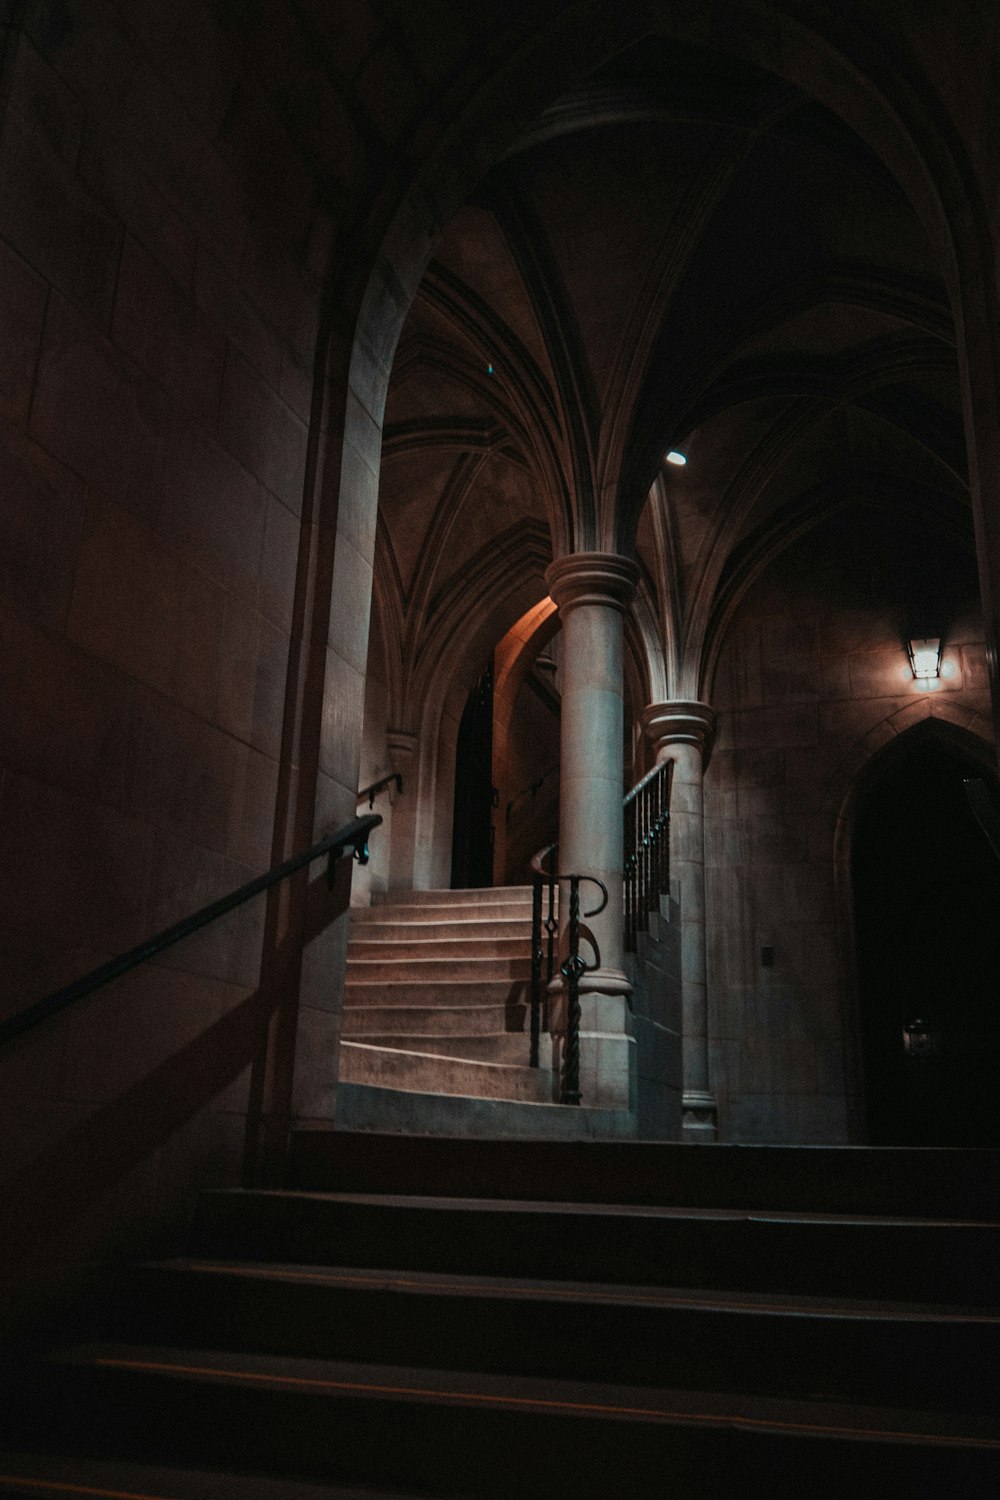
[{"xmin": 666, "ymin": 450, "xmax": 687, "ymax": 466}]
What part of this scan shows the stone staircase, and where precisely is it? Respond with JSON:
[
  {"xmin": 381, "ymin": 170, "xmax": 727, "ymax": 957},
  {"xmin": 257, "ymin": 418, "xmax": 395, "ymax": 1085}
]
[
  {"xmin": 337, "ymin": 888, "xmax": 635, "ymax": 1137},
  {"xmin": 2, "ymin": 1131, "xmax": 999, "ymax": 1497}
]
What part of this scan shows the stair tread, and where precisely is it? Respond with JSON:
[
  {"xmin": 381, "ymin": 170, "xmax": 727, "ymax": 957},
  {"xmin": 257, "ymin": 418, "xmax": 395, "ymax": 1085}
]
[
  {"xmin": 340, "ymin": 1041, "xmax": 538, "ymax": 1074},
  {"xmin": 200, "ymin": 1186, "xmax": 1000, "ymax": 1231},
  {"xmin": 43, "ymin": 1342, "xmax": 1000, "ymax": 1446},
  {"xmin": 138, "ymin": 1257, "xmax": 1000, "ymax": 1324},
  {"xmin": 0, "ymin": 1449, "xmax": 420, "ymax": 1500}
]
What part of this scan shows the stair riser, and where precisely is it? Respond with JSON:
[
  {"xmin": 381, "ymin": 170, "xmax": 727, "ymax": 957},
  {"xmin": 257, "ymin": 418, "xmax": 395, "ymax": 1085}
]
[
  {"xmin": 349, "ymin": 938, "xmax": 533, "ymax": 960},
  {"xmin": 350, "ymin": 919, "xmax": 533, "ymax": 942},
  {"xmin": 343, "ymin": 1034, "xmax": 534, "ymax": 1062},
  {"xmin": 331, "ymin": 1084, "xmax": 636, "ymax": 1139},
  {"xmin": 358, "ymin": 902, "xmax": 537, "ymax": 924},
  {"xmin": 341, "ymin": 1006, "xmax": 519, "ymax": 1035},
  {"xmin": 370, "ymin": 886, "xmax": 533, "ymax": 906},
  {"xmin": 113, "ymin": 1264, "xmax": 1000, "ymax": 1414},
  {"xmin": 292, "ymin": 1132, "xmax": 1000, "ymax": 1220},
  {"xmin": 190, "ymin": 1194, "xmax": 1000, "ymax": 1307},
  {"xmin": 17, "ymin": 1362, "xmax": 1000, "ymax": 1499},
  {"xmin": 344, "ymin": 982, "xmax": 529, "ymax": 1007},
  {"xmin": 346, "ymin": 959, "xmax": 532, "ymax": 982},
  {"xmin": 338, "ymin": 1044, "xmax": 553, "ymax": 1103}
]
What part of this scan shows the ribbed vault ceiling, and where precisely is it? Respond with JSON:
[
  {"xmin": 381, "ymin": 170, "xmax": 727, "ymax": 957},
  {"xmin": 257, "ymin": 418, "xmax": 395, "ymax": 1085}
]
[{"xmin": 374, "ymin": 33, "xmax": 967, "ymax": 710}]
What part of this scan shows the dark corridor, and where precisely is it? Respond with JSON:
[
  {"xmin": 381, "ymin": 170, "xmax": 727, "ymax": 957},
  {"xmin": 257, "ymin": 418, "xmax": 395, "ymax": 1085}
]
[
  {"xmin": 853, "ymin": 734, "xmax": 1000, "ymax": 1146},
  {"xmin": 450, "ymin": 660, "xmax": 496, "ymax": 889}
]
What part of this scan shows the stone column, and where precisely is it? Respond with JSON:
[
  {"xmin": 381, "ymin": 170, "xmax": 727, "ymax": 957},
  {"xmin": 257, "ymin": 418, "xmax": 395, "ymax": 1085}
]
[
  {"xmin": 545, "ymin": 553, "xmax": 639, "ymax": 1110},
  {"xmin": 642, "ymin": 701, "xmax": 718, "ymax": 1142}
]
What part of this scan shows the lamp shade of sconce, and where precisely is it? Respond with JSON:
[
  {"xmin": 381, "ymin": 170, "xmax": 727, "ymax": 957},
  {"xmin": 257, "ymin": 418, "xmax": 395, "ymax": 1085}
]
[{"xmin": 907, "ymin": 637, "xmax": 941, "ymax": 680}]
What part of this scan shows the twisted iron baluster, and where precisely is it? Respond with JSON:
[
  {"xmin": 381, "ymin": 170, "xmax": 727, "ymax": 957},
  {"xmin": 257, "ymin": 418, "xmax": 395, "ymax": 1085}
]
[
  {"xmin": 529, "ymin": 877, "xmax": 543, "ymax": 1068},
  {"xmin": 624, "ymin": 798, "xmax": 635, "ymax": 952},
  {"xmin": 657, "ymin": 765, "xmax": 669, "ymax": 898},
  {"xmin": 639, "ymin": 779, "xmax": 650, "ymax": 933},
  {"xmin": 560, "ymin": 876, "xmax": 584, "ymax": 1105}
]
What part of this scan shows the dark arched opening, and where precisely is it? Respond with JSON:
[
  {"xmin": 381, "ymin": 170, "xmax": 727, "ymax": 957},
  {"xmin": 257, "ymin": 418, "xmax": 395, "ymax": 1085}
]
[
  {"xmin": 852, "ymin": 728, "xmax": 1000, "ymax": 1145},
  {"xmin": 450, "ymin": 658, "xmax": 496, "ymax": 889}
]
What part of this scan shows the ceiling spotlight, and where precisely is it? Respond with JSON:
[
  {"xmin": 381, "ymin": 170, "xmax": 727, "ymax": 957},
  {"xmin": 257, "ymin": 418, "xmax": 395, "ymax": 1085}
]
[{"xmin": 666, "ymin": 450, "xmax": 687, "ymax": 466}]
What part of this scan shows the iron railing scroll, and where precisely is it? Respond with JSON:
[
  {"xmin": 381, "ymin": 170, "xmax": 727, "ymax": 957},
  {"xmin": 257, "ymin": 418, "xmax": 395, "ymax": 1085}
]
[
  {"xmin": 529, "ymin": 844, "xmax": 608, "ymax": 1105},
  {"xmin": 623, "ymin": 759, "xmax": 673, "ymax": 953},
  {"xmin": 525, "ymin": 757, "xmax": 673, "ymax": 1102}
]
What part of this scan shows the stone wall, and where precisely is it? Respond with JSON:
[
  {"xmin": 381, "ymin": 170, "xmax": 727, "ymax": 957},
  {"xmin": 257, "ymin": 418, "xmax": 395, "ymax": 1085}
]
[
  {"xmin": 0, "ymin": 1, "xmax": 324, "ymax": 1327},
  {"xmin": 705, "ymin": 505, "xmax": 991, "ymax": 1142},
  {"xmin": 626, "ymin": 891, "xmax": 683, "ymax": 1139}
]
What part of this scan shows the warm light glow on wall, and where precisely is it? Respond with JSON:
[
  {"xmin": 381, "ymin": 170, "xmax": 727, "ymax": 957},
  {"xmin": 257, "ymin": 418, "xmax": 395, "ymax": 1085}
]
[
  {"xmin": 666, "ymin": 450, "xmax": 687, "ymax": 466},
  {"xmin": 907, "ymin": 637, "xmax": 941, "ymax": 680}
]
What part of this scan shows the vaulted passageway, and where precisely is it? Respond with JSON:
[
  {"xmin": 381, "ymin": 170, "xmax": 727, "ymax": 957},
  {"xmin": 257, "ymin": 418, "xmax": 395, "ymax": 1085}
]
[{"xmin": 853, "ymin": 728, "xmax": 1000, "ymax": 1146}]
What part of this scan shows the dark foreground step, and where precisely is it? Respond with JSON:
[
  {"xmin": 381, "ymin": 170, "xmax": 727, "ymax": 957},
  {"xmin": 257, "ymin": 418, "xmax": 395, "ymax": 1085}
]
[
  {"xmin": 9, "ymin": 1344, "xmax": 1000, "ymax": 1500},
  {"xmin": 0, "ymin": 1450, "xmax": 423, "ymax": 1500},
  {"xmin": 110, "ymin": 1258, "xmax": 1000, "ymax": 1414},
  {"xmin": 291, "ymin": 1129, "xmax": 1000, "ymax": 1220},
  {"xmin": 189, "ymin": 1190, "xmax": 1000, "ymax": 1307}
]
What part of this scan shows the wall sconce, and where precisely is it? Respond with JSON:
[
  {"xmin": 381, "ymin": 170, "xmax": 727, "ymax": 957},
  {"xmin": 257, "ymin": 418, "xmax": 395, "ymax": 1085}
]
[
  {"xmin": 907, "ymin": 637, "xmax": 941, "ymax": 681},
  {"xmin": 665, "ymin": 450, "xmax": 687, "ymax": 466}
]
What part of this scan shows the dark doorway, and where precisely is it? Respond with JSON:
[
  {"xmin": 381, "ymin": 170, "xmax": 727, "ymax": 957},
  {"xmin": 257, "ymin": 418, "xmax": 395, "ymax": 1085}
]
[
  {"xmin": 852, "ymin": 730, "xmax": 1000, "ymax": 1145},
  {"xmin": 450, "ymin": 659, "xmax": 496, "ymax": 888}
]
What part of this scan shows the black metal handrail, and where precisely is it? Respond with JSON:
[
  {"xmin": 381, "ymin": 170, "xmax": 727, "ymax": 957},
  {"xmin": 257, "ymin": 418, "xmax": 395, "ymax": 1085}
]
[
  {"xmin": 528, "ymin": 847, "xmax": 607, "ymax": 1106},
  {"xmin": 358, "ymin": 772, "xmax": 402, "ymax": 809},
  {"xmin": 0, "ymin": 814, "xmax": 381, "ymax": 1049}
]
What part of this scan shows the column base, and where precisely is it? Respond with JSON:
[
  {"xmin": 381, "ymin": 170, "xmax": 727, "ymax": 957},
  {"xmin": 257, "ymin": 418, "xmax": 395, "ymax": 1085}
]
[
  {"xmin": 547, "ymin": 976, "xmax": 636, "ymax": 1110},
  {"xmin": 578, "ymin": 966, "xmax": 633, "ymax": 999},
  {"xmin": 682, "ymin": 1089, "xmax": 718, "ymax": 1142}
]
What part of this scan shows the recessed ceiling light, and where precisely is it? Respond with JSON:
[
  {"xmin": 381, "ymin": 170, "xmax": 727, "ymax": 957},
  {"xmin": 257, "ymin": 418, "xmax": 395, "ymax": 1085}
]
[{"xmin": 666, "ymin": 450, "xmax": 687, "ymax": 466}]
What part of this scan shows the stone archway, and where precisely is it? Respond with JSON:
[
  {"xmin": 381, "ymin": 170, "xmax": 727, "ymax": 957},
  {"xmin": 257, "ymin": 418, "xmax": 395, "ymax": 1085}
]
[{"xmin": 836, "ymin": 716, "xmax": 1000, "ymax": 1144}]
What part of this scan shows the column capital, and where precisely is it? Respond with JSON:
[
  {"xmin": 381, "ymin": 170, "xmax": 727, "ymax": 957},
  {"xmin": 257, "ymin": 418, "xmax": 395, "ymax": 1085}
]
[
  {"xmin": 386, "ymin": 728, "xmax": 419, "ymax": 768},
  {"xmin": 642, "ymin": 700, "xmax": 717, "ymax": 768},
  {"xmin": 545, "ymin": 552, "xmax": 639, "ymax": 617}
]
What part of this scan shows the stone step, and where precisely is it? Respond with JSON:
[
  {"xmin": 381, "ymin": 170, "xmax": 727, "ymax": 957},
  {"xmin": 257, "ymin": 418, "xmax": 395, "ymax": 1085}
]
[
  {"xmin": 340, "ymin": 1002, "xmax": 524, "ymax": 1038},
  {"xmin": 355, "ymin": 899, "xmax": 538, "ymax": 926},
  {"xmin": 0, "ymin": 1451, "xmax": 420, "ymax": 1500},
  {"xmin": 332, "ymin": 1084, "xmax": 635, "ymax": 1140},
  {"xmin": 338, "ymin": 1042, "xmax": 554, "ymax": 1103},
  {"xmin": 109, "ymin": 1258, "xmax": 1000, "ymax": 1416},
  {"xmin": 344, "ymin": 1033, "xmax": 534, "ymax": 1064},
  {"xmin": 16, "ymin": 1343, "xmax": 1000, "ymax": 1498},
  {"xmin": 341, "ymin": 1004, "xmax": 521, "ymax": 1036},
  {"xmin": 372, "ymin": 885, "xmax": 533, "ymax": 905},
  {"xmin": 348, "ymin": 935, "xmax": 532, "ymax": 961},
  {"xmin": 190, "ymin": 1189, "xmax": 1000, "ymax": 1307},
  {"xmin": 345, "ymin": 956, "xmax": 532, "ymax": 983},
  {"xmin": 291, "ymin": 1132, "xmax": 1000, "ymax": 1221},
  {"xmin": 350, "ymin": 916, "xmax": 532, "ymax": 943},
  {"xmin": 344, "ymin": 980, "xmax": 530, "ymax": 1008}
]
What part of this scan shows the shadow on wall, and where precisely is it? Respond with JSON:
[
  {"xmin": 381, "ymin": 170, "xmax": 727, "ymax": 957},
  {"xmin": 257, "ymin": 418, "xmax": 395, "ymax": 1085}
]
[{"xmin": 0, "ymin": 858, "xmax": 354, "ymax": 1340}]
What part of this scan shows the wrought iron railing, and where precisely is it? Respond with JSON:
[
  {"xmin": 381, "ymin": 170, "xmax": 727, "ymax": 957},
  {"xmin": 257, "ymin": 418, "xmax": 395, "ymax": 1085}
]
[
  {"xmin": 623, "ymin": 759, "xmax": 673, "ymax": 952},
  {"xmin": 528, "ymin": 845, "xmax": 607, "ymax": 1106},
  {"xmin": 526, "ymin": 758, "xmax": 672, "ymax": 1103},
  {"xmin": 0, "ymin": 814, "xmax": 381, "ymax": 1049}
]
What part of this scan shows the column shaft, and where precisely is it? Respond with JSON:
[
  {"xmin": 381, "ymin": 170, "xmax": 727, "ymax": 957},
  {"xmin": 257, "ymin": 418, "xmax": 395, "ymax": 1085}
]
[
  {"xmin": 546, "ymin": 554, "xmax": 639, "ymax": 1111},
  {"xmin": 643, "ymin": 701, "xmax": 718, "ymax": 1141}
]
